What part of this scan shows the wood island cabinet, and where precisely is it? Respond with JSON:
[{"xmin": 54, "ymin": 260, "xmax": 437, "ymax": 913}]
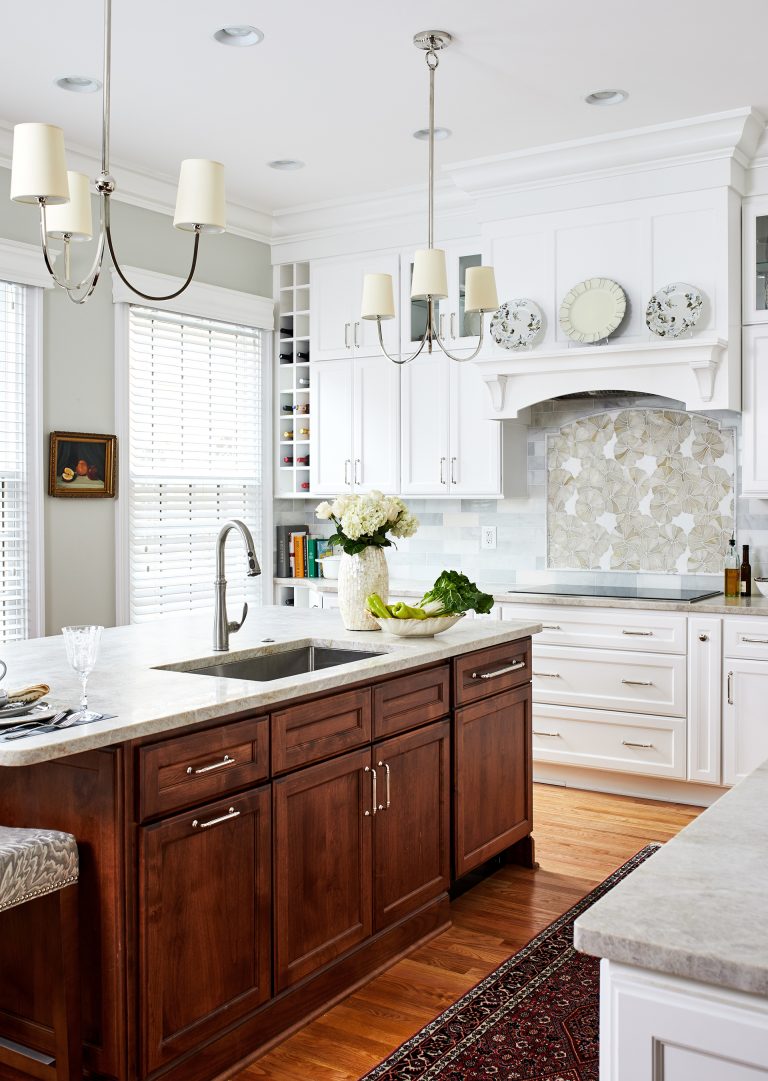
[{"xmin": 0, "ymin": 639, "xmax": 532, "ymax": 1081}]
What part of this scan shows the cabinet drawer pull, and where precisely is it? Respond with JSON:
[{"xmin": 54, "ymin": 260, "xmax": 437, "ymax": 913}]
[
  {"xmin": 439, "ymin": 456, "xmax": 447, "ymax": 484},
  {"xmin": 344, "ymin": 322, "xmax": 350, "ymax": 348},
  {"xmin": 451, "ymin": 456, "xmax": 457, "ymax": 485},
  {"xmin": 621, "ymin": 679, "xmax": 654, "ymax": 687},
  {"xmin": 622, "ymin": 740, "xmax": 654, "ymax": 750},
  {"xmin": 471, "ymin": 660, "xmax": 526, "ymax": 680},
  {"xmin": 740, "ymin": 636, "xmax": 768, "ymax": 645},
  {"xmin": 192, "ymin": 807, "xmax": 240, "ymax": 830},
  {"xmin": 364, "ymin": 765, "xmax": 377, "ymax": 817},
  {"xmin": 186, "ymin": 754, "xmax": 236, "ymax": 776},
  {"xmin": 533, "ymin": 730, "xmax": 561, "ymax": 738},
  {"xmin": 450, "ymin": 311, "xmax": 457, "ymax": 340},
  {"xmin": 533, "ymin": 670, "xmax": 560, "ymax": 679},
  {"xmin": 377, "ymin": 760, "xmax": 391, "ymax": 809},
  {"xmin": 728, "ymin": 670, "xmax": 734, "ymax": 706},
  {"xmin": 622, "ymin": 629, "xmax": 653, "ymax": 636},
  {"xmin": 354, "ymin": 321, "xmax": 360, "ymax": 348},
  {"xmin": 439, "ymin": 312, "xmax": 446, "ymax": 338},
  {"xmin": 354, "ymin": 458, "xmax": 362, "ymax": 485},
  {"xmin": 344, "ymin": 458, "xmax": 351, "ymax": 486},
  {"xmin": 542, "ymin": 624, "xmax": 561, "ymax": 631}
]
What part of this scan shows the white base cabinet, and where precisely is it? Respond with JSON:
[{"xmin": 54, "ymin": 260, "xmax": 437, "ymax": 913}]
[
  {"xmin": 723, "ymin": 616, "xmax": 768, "ymax": 785},
  {"xmin": 600, "ymin": 961, "xmax": 768, "ymax": 1080}
]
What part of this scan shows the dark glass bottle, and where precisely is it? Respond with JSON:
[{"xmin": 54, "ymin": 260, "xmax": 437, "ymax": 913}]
[
  {"xmin": 724, "ymin": 536, "xmax": 740, "ymax": 598},
  {"xmin": 741, "ymin": 544, "xmax": 752, "ymax": 597}
]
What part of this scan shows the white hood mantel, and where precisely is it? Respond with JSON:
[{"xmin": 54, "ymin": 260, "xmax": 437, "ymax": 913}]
[{"xmin": 474, "ymin": 337, "xmax": 733, "ymax": 419}]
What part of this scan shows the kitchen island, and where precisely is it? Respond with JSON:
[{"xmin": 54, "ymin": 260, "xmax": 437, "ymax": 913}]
[
  {"xmin": 0, "ymin": 607, "xmax": 538, "ymax": 1081},
  {"xmin": 574, "ymin": 755, "xmax": 768, "ymax": 1079}
]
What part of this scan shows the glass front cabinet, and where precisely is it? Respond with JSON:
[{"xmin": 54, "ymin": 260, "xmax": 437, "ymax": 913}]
[
  {"xmin": 743, "ymin": 196, "xmax": 768, "ymax": 324},
  {"xmin": 399, "ymin": 239, "xmax": 484, "ymax": 354}
]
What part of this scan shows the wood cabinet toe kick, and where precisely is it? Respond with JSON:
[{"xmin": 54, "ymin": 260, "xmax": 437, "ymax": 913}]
[{"xmin": 0, "ymin": 637, "xmax": 533, "ymax": 1081}]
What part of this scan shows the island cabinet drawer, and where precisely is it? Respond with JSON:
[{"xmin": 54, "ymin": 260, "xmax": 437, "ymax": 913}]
[
  {"xmin": 532, "ymin": 646, "xmax": 686, "ymax": 717},
  {"xmin": 453, "ymin": 640, "xmax": 532, "ymax": 707},
  {"xmin": 532, "ymin": 703, "xmax": 686, "ymax": 779},
  {"xmin": 272, "ymin": 687, "xmax": 372, "ymax": 774},
  {"xmin": 501, "ymin": 604, "xmax": 687, "ymax": 653},
  {"xmin": 723, "ymin": 617, "xmax": 768, "ymax": 660},
  {"xmin": 373, "ymin": 664, "xmax": 450, "ymax": 739},
  {"xmin": 138, "ymin": 716, "xmax": 269, "ymax": 821}
]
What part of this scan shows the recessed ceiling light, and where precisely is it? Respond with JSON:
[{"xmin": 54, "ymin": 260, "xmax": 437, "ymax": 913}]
[
  {"xmin": 585, "ymin": 89, "xmax": 628, "ymax": 106},
  {"xmin": 213, "ymin": 25, "xmax": 264, "ymax": 47},
  {"xmin": 55, "ymin": 75, "xmax": 102, "ymax": 94},
  {"xmin": 268, "ymin": 159, "xmax": 305, "ymax": 171},
  {"xmin": 413, "ymin": 127, "xmax": 452, "ymax": 141}
]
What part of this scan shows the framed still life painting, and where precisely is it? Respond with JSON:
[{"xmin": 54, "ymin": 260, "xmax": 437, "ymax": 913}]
[{"xmin": 48, "ymin": 431, "xmax": 117, "ymax": 498}]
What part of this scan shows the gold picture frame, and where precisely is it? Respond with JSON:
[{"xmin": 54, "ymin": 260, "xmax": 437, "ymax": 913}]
[{"xmin": 48, "ymin": 431, "xmax": 117, "ymax": 498}]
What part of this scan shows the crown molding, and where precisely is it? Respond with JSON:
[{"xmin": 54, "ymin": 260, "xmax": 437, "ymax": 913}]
[
  {"xmin": 446, "ymin": 108, "xmax": 765, "ymax": 202},
  {"xmin": 0, "ymin": 121, "xmax": 272, "ymax": 244}
]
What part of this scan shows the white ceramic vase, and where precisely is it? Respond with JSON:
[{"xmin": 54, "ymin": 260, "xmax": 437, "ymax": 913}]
[{"xmin": 338, "ymin": 547, "xmax": 389, "ymax": 631}]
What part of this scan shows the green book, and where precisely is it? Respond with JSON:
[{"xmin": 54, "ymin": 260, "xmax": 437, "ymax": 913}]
[{"xmin": 307, "ymin": 537, "xmax": 318, "ymax": 578}]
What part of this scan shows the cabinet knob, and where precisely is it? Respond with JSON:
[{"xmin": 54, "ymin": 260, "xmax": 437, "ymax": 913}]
[{"xmin": 698, "ymin": 633, "xmax": 709, "ymax": 642}]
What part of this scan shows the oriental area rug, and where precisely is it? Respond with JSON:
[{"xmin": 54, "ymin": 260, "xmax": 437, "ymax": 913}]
[{"xmin": 361, "ymin": 845, "xmax": 660, "ymax": 1081}]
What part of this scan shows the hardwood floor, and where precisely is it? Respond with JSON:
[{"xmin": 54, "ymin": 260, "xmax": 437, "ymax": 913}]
[{"xmin": 234, "ymin": 782, "xmax": 702, "ymax": 1081}]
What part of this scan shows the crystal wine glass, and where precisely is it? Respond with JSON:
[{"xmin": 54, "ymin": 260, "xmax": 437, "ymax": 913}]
[{"xmin": 61, "ymin": 625, "xmax": 103, "ymax": 722}]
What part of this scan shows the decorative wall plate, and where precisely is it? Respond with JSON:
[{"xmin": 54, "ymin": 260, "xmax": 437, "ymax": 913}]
[
  {"xmin": 559, "ymin": 278, "xmax": 627, "ymax": 343},
  {"xmin": 645, "ymin": 282, "xmax": 703, "ymax": 338},
  {"xmin": 490, "ymin": 298, "xmax": 543, "ymax": 350}
]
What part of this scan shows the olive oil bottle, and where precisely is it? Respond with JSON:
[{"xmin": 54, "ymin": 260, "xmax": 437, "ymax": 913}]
[{"xmin": 724, "ymin": 536, "xmax": 740, "ymax": 598}]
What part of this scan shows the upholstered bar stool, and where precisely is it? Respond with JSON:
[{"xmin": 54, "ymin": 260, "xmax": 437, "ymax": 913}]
[{"xmin": 0, "ymin": 826, "xmax": 81, "ymax": 1080}]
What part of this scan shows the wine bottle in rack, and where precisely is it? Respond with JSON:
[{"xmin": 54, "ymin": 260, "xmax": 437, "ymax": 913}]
[{"xmin": 296, "ymin": 350, "xmax": 309, "ymax": 361}]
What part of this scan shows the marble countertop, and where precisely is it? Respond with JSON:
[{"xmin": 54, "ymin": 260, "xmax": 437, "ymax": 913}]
[
  {"xmin": 574, "ymin": 757, "xmax": 768, "ymax": 996},
  {"xmin": 276, "ymin": 578, "xmax": 768, "ymax": 617},
  {"xmin": 0, "ymin": 606, "xmax": 540, "ymax": 768}
]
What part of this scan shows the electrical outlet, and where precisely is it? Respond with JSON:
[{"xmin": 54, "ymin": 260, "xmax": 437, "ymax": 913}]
[{"xmin": 481, "ymin": 526, "xmax": 497, "ymax": 550}]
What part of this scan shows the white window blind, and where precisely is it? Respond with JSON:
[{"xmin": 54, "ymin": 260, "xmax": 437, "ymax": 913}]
[
  {"xmin": 128, "ymin": 306, "xmax": 264, "ymax": 623},
  {"xmin": 0, "ymin": 281, "xmax": 32, "ymax": 642}
]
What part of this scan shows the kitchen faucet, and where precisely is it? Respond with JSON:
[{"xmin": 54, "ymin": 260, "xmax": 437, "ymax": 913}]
[{"xmin": 213, "ymin": 520, "xmax": 261, "ymax": 651}]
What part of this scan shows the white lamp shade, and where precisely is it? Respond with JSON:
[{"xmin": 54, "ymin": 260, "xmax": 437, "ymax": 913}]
[
  {"xmin": 465, "ymin": 265, "xmax": 498, "ymax": 313},
  {"xmin": 173, "ymin": 159, "xmax": 226, "ymax": 233},
  {"xmin": 411, "ymin": 248, "xmax": 448, "ymax": 300},
  {"xmin": 45, "ymin": 172, "xmax": 93, "ymax": 241},
  {"xmin": 10, "ymin": 123, "xmax": 69, "ymax": 204},
  {"xmin": 361, "ymin": 273, "xmax": 395, "ymax": 320}
]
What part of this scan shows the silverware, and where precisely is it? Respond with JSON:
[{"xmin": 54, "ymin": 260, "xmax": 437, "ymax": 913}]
[{"xmin": 3, "ymin": 709, "xmax": 75, "ymax": 741}]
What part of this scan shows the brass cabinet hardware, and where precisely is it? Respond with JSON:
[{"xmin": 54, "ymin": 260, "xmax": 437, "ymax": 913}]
[
  {"xmin": 186, "ymin": 754, "xmax": 235, "ymax": 776},
  {"xmin": 192, "ymin": 806, "xmax": 240, "ymax": 830}
]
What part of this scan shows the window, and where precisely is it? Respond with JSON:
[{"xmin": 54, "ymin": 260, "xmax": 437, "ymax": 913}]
[
  {"xmin": 0, "ymin": 280, "xmax": 41, "ymax": 642},
  {"xmin": 126, "ymin": 306, "xmax": 265, "ymax": 624}
]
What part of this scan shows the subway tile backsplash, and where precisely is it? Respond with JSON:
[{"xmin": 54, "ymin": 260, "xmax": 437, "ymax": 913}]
[{"xmin": 276, "ymin": 395, "xmax": 768, "ymax": 588}]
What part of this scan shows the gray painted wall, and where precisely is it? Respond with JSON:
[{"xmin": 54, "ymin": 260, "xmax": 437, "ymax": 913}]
[{"xmin": 0, "ymin": 166, "xmax": 272, "ymax": 634}]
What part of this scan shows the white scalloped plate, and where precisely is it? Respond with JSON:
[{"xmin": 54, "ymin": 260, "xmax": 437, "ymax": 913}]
[
  {"xmin": 373, "ymin": 613, "xmax": 465, "ymax": 637},
  {"xmin": 490, "ymin": 298, "xmax": 543, "ymax": 350},
  {"xmin": 559, "ymin": 278, "xmax": 626, "ymax": 344},
  {"xmin": 645, "ymin": 282, "xmax": 703, "ymax": 338}
]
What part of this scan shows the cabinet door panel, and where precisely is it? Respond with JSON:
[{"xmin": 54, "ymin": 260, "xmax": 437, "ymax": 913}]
[
  {"xmin": 400, "ymin": 350, "xmax": 450, "ymax": 495},
  {"xmin": 374, "ymin": 720, "xmax": 451, "ymax": 930},
  {"xmin": 454, "ymin": 685, "xmax": 532, "ymax": 877},
  {"xmin": 353, "ymin": 251, "xmax": 400, "ymax": 357},
  {"xmin": 449, "ymin": 361, "xmax": 501, "ymax": 496},
  {"xmin": 273, "ymin": 749, "xmax": 372, "ymax": 991},
  {"xmin": 310, "ymin": 358, "xmax": 353, "ymax": 495},
  {"xmin": 723, "ymin": 659, "xmax": 768, "ymax": 785},
  {"xmin": 139, "ymin": 787, "xmax": 271, "ymax": 1074},
  {"xmin": 310, "ymin": 259, "xmax": 356, "ymax": 360},
  {"xmin": 742, "ymin": 327, "xmax": 768, "ymax": 496},
  {"xmin": 354, "ymin": 355, "xmax": 400, "ymax": 493}
]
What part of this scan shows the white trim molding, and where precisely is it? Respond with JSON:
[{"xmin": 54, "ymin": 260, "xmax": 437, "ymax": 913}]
[
  {"xmin": 110, "ymin": 267, "xmax": 274, "ymax": 329},
  {"xmin": 25, "ymin": 286, "xmax": 45, "ymax": 639},
  {"xmin": 0, "ymin": 237, "xmax": 57, "ymax": 290}
]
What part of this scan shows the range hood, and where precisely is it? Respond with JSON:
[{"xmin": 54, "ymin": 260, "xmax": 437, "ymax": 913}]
[{"xmin": 474, "ymin": 337, "xmax": 735, "ymax": 419}]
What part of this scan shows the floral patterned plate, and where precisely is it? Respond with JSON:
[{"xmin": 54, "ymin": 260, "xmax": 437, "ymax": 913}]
[
  {"xmin": 645, "ymin": 282, "xmax": 703, "ymax": 338},
  {"xmin": 490, "ymin": 298, "xmax": 543, "ymax": 350},
  {"xmin": 559, "ymin": 278, "xmax": 626, "ymax": 344}
]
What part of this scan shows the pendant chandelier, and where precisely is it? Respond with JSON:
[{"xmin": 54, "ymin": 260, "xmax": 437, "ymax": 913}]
[
  {"xmin": 9, "ymin": 0, "xmax": 225, "ymax": 305},
  {"xmin": 361, "ymin": 31, "xmax": 498, "ymax": 365}
]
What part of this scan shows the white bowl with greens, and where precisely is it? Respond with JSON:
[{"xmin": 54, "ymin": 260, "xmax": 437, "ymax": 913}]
[{"xmin": 366, "ymin": 571, "xmax": 493, "ymax": 637}]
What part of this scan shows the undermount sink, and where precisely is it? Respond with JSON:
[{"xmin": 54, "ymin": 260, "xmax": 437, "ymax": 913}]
[{"xmin": 176, "ymin": 645, "xmax": 385, "ymax": 683}]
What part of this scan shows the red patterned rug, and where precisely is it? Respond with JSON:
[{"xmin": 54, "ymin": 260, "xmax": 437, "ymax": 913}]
[{"xmin": 361, "ymin": 845, "xmax": 660, "ymax": 1081}]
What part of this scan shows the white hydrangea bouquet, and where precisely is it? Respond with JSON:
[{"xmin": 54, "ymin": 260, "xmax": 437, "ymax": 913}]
[{"xmin": 315, "ymin": 491, "xmax": 418, "ymax": 556}]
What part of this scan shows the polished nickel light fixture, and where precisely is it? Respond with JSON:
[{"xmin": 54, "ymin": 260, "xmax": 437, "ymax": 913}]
[
  {"xmin": 361, "ymin": 31, "xmax": 498, "ymax": 365},
  {"xmin": 9, "ymin": 0, "xmax": 226, "ymax": 304}
]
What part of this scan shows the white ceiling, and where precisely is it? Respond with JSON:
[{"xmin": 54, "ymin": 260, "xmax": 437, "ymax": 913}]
[{"xmin": 2, "ymin": 0, "xmax": 768, "ymax": 220}]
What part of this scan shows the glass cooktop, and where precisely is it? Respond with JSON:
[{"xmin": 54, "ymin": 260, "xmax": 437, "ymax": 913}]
[{"xmin": 507, "ymin": 584, "xmax": 721, "ymax": 603}]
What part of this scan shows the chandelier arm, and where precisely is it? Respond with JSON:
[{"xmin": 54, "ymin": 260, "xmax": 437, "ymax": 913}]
[
  {"xmin": 39, "ymin": 200, "xmax": 107, "ymax": 294},
  {"xmin": 377, "ymin": 318, "xmax": 431, "ymax": 366},
  {"xmin": 105, "ymin": 210, "xmax": 202, "ymax": 301},
  {"xmin": 432, "ymin": 317, "xmax": 487, "ymax": 362}
]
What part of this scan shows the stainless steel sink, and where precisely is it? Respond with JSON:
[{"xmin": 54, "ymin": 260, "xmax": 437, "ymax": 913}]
[{"xmin": 179, "ymin": 645, "xmax": 385, "ymax": 683}]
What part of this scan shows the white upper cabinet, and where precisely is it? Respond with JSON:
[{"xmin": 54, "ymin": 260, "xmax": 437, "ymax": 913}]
[
  {"xmin": 741, "ymin": 326, "xmax": 768, "ymax": 497},
  {"xmin": 311, "ymin": 252, "xmax": 400, "ymax": 361},
  {"xmin": 310, "ymin": 356, "xmax": 399, "ymax": 497},
  {"xmin": 399, "ymin": 240, "xmax": 484, "ymax": 355},
  {"xmin": 743, "ymin": 195, "xmax": 768, "ymax": 325},
  {"xmin": 400, "ymin": 350, "xmax": 502, "ymax": 497}
]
